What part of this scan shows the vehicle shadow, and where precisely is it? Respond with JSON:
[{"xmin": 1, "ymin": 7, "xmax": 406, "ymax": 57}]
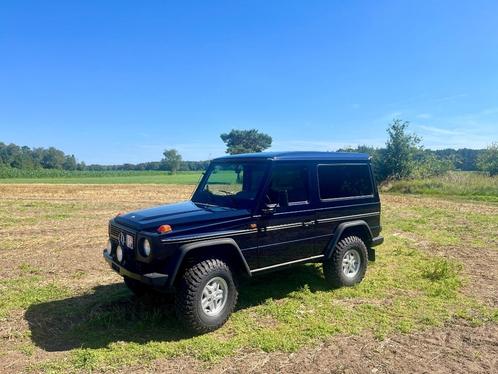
[{"xmin": 25, "ymin": 264, "xmax": 329, "ymax": 352}]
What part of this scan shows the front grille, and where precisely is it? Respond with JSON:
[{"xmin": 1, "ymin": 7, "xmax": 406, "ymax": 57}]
[{"xmin": 109, "ymin": 223, "xmax": 136, "ymax": 250}]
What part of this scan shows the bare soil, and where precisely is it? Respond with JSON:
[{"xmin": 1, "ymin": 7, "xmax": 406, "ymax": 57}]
[
  {"xmin": 0, "ymin": 185, "xmax": 496, "ymax": 373},
  {"xmin": 140, "ymin": 321, "xmax": 498, "ymax": 374}
]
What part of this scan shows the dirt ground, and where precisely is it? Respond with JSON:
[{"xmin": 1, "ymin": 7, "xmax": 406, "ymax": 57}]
[
  {"xmin": 137, "ymin": 321, "xmax": 498, "ymax": 374},
  {"xmin": 0, "ymin": 184, "xmax": 496, "ymax": 373}
]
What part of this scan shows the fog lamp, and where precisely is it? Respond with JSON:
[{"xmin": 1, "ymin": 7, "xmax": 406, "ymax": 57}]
[
  {"xmin": 116, "ymin": 245, "xmax": 124, "ymax": 263},
  {"xmin": 105, "ymin": 240, "xmax": 112, "ymax": 256}
]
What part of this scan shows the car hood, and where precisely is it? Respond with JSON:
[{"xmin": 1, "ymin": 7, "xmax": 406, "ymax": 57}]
[{"xmin": 114, "ymin": 201, "xmax": 250, "ymax": 231}]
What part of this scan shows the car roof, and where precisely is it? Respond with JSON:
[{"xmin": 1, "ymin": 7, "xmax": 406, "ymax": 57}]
[{"xmin": 213, "ymin": 151, "xmax": 370, "ymax": 162}]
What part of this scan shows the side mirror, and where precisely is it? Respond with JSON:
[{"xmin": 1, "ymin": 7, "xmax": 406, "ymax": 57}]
[{"xmin": 261, "ymin": 203, "xmax": 278, "ymax": 216}]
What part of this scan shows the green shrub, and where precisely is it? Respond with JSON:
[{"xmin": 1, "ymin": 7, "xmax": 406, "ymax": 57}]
[
  {"xmin": 383, "ymin": 171, "xmax": 498, "ymax": 201},
  {"xmin": 477, "ymin": 143, "xmax": 498, "ymax": 176}
]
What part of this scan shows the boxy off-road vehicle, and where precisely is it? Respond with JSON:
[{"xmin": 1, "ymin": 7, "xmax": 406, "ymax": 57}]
[{"xmin": 103, "ymin": 152, "xmax": 383, "ymax": 332}]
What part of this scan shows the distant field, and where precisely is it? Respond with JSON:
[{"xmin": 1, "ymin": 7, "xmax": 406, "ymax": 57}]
[
  {"xmin": 383, "ymin": 171, "xmax": 498, "ymax": 202},
  {"xmin": 0, "ymin": 170, "xmax": 203, "ymax": 184}
]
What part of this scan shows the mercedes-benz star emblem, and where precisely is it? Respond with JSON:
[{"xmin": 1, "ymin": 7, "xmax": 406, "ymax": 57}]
[{"xmin": 118, "ymin": 232, "xmax": 125, "ymax": 247}]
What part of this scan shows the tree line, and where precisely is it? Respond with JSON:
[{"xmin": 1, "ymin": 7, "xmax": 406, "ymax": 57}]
[
  {"xmin": 0, "ymin": 143, "xmax": 83, "ymax": 170},
  {"xmin": 217, "ymin": 126, "xmax": 497, "ymax": 179},
  {"xmin": 338, "ymin": 120, "xmax": 497, "ymax": 179},
  {"xmin": 0, "ymin": 142, "xmax": 209, "ymax": 173},
  {"xmin": 1, "ymin": 122, "xmax": 496, "ymax": 178}
]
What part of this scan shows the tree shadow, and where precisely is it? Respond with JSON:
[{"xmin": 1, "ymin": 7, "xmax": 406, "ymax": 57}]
[{"xmin": 25, "ymin": 264, "xmax": 328, "ymax": 352}]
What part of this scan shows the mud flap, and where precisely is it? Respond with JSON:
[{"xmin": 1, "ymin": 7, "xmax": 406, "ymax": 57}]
[{"xmin": 367, "ymin": 247, "xmax": 376, "ymax": 262}]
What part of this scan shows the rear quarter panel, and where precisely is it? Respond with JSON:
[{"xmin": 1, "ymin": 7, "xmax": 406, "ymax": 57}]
[{"xmin": 310, "ymin": 161, "xmax": 381, "ymax": 253}]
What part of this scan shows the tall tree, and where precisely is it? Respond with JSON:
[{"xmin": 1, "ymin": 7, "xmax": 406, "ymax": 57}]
[
  {"xmin": 63, "ymin": 154, "xmax": 77, "ymax": 170},
  {"xmin": 477, "ymin": 143, "xmax": 498, "ymax": 176},
  {"xmin": 41, "ymin": 147, "xmax": 65, "ymax": 169},
  {"xmin": 162, "ymin": 149, "xmax": 182, "ymax": 174},
  {"xmin": 220, "ymin": 129, "xmax": 272, "ymax": 154},
  {"xmin": 382, "ymin": 119, "xmax": 421, "ymax": 180}
]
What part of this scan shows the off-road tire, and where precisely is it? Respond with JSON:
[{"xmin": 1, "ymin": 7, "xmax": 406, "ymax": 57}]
[
  {"xmin": 124, "ymin": 276, "xmax": 154, "ymax": 297},
  {"xmin": 323, "ymin": 235, "xmax": 368, "ymax": 288},
  {"xmin": 175, "ymin": 258, "xmax": 238, "ymax": 333}
]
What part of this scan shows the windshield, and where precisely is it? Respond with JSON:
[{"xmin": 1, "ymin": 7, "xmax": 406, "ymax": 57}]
[{"xmin": 192, "ymin": 161, "xmax": 268, "ymax": 209}]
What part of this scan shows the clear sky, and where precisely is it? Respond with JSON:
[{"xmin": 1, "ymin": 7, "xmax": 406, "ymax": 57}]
[{"xmin": 1, "ymin": 1, "xmax": 497, "ymax": 164}]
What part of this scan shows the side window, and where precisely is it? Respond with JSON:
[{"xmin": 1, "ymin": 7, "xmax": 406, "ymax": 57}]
[
  {"xmin": 318, "ymin": 164, "xmax": 373, "ymax": 199},
  {"xmin": 267, "ymin": 164, "xmax": 309, "ymax": 205}
]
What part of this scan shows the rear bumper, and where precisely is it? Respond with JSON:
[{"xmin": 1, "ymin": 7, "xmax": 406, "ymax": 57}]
[
  {"xmin": 103, "ymin": 251, "xmax": 169, "ymax": 288},
  {"xmin": 371, "ymin": 236, "xmax": 384, "ymax": 247},
  {"xmin": 367, "ymin": 236, "xmax": 383, "ymax": 262}
]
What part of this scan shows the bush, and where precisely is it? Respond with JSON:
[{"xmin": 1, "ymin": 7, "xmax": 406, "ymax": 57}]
[
  {"xmin": 412, "ymin": 153, "xmax": 454, "ymax": 178},
  {"xmin": 383, "ymin": 171, "xmax": 498, "ymax": 201},
  {"xmin": 382, "ymin": 119, "xmax": 421, "ymax": 180},
  {"xmin": 477, "ymin": 143, "xmax": 498, "ymax": 176}
]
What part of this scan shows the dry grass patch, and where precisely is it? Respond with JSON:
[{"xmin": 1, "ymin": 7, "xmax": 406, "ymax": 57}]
[{"xmin": 0, "ymin": 184, "xmax": 495, "ymax": 373}]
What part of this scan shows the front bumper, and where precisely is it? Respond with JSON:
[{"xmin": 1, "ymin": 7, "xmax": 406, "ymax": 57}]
[{"xmin": 103, "ymin": 251, "xmax": 169, "ymax": 288}]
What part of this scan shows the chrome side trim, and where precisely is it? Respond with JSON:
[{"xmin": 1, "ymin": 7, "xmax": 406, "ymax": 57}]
[
  {"xmin": 264, "ymin": 212, "xmax": 379, "ymax": 232},
  {"xmin": 161, "ymin": 212, "xmax": 380, "ymax": 243},
  {"xmin": 316, "ymin": 211, "xmax": 380, "ymax": 224},
  {"xmin": 250, "ymin": 254, "xmax": 324, "ymax": 273},
  {"xmin": 161, "ymin": 228, "xmax": 257, "ymax": 243},
  {"xmin": 265, "ymin": 222, "xmax": 303, "ymax": 231},
  {"xmin": 272, "ymin": 201, "xmax": 379, "ymax": 216}
]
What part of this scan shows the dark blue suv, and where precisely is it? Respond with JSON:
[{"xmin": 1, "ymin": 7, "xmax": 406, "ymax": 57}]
[{"xmin": 103, "ymin": 152, "xmax": 383, "ymax": 332}]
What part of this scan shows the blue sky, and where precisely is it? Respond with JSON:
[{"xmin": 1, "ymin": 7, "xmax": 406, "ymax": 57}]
[{"xmin": 1, "ymin": 1, "xmax": 497, "ymax": 164}]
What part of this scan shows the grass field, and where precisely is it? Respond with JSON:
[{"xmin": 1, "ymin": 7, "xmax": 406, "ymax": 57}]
[
  {"xmin": 383, "ymin": 171, "xmax": 498, "ymax": 202},
  {"xmin": 0, "ymin": 171, "xmax": 203, "ymax": 185},
  {"xmin": 0, "ymin": 184, "xmax": 497, "ymax": 373}
]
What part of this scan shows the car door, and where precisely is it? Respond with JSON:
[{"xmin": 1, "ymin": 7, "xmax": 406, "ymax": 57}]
[{"xmin": 255, "ymin": 163, "xmax": 317, "ymax": 269}]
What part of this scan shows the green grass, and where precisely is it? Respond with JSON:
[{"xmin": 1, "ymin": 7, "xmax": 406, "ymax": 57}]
[
  {"xmin": 382, "ymin": 198, "xmax": 498, "ymax": 250},
  {"xmin": 0, "ymin": 181, "xmax": 496, "ymax": 372},
  {"xmin": 0, "ymin": 200, "xmax": 83, "ymax": 232},
  {"xmin": 27, "ymin": 234, "xmax": 496, "ymax": 372},
  {"xmin": 0, "ymin": 275, "xmax": 70, "ymax": 319},
  {"xmin": 383, "ymin": 171, "xmax": 498, "ymax": 201},
  {"xmin": 0, "ymin": 170, "xmax": 203, "ymax": 184}
]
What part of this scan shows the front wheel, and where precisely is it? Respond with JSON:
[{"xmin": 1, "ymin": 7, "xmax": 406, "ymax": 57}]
[
  {"xmin": 175, "ymin": 258, "xmax": 238, "ymax": 333},
  {"xmin": 323, "ymin": 235, "xmax": 368, "ymax": 288}
]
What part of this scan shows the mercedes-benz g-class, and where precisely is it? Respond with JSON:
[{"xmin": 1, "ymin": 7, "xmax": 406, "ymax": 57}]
[{"xmin": 103, "ymin": 152, "xmax": 383, "ymax": 332}]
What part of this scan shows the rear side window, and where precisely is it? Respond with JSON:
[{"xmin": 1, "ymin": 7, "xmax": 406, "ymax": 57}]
[{"xmin": 318, "ymin": 164, "xmax": 373, "ymax": 200}]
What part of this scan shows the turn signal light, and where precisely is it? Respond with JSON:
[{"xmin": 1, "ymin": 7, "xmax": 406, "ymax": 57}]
[{"xmin": 157, "ymin": 224, "xmax": 172, "ymax": 233}]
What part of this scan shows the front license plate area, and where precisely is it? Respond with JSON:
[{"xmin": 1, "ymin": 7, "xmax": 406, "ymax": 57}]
[{"xmin": 126, "ymin": 234, "xmax": 134, "ymax": 249}]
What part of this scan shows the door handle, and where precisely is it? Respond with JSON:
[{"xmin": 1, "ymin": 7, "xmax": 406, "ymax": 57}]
[{"xmin": 303, "ymin": 220, "xmax": 316, "ymax": 227}]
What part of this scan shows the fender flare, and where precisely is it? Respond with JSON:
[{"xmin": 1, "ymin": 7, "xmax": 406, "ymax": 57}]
[
  {"xmin": 323, "ymin": 220, "xmax": 373, "ymax": 260},
  {"xmin": 167, "ymin": 238, "xmax": 251, "ymax": 287}
]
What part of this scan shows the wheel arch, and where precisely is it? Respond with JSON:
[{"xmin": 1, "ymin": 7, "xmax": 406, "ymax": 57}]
[
  {"xmin": 324, "ymin": 220, "xmax": 373, "ymax": 260},
  {"xmin": 168, "ymin": 238, "xmax": 251, "ymax": 287}
]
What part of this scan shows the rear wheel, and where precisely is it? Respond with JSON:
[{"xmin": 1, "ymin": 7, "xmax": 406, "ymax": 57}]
[
  {"xmin": 175, "ymin": 258, "xmax": 238, "ymax": 333},
  {"xmin": 323, "ymin": 235, "xmax": 368, "ymax": 288}
]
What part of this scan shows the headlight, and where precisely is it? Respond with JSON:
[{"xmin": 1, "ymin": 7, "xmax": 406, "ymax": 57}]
[
  {"xmin": 116, "ymin": 245, "xmax": 123, "ymax": 263},
  {"xmin": 105, "ymin": 240, "xmax": 112, "ymax": 255},
  {"xmin": 142, "ymin": 239, "xmax": 151, "ymax": 257}
]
